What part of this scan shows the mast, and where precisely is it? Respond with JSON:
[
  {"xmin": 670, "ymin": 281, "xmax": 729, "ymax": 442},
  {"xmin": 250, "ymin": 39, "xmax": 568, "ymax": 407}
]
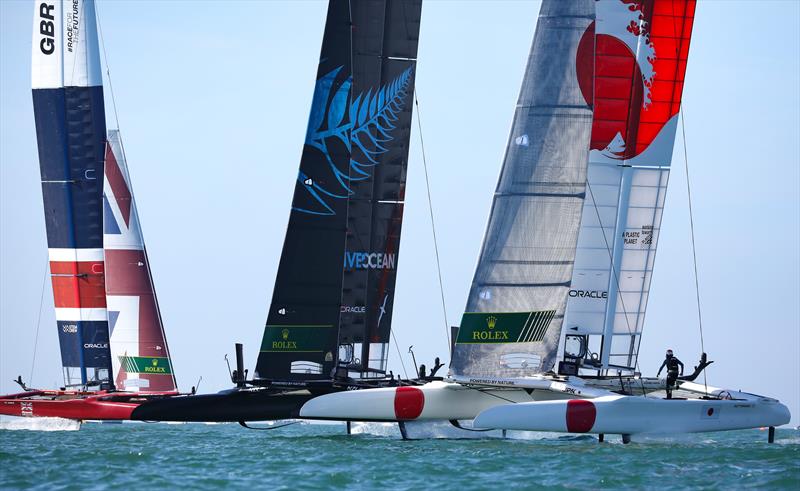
[
  {"xmin": 563, "ymin": 0, "xmax": 697, "ymax": 373},
  {"xmin": 104, "ymin": 131, "xmax": 178, "ymax": 392},
  {"xmin": 31, "ymin": 0, "xmax": 112, "ymax": 388},
  {"xmin": 449, "ymin": 0, "xmax": 595, "ymax": 380},
  {"xmin": 254, "ymin": 0, "xmax": 422, "ymax": 383}
]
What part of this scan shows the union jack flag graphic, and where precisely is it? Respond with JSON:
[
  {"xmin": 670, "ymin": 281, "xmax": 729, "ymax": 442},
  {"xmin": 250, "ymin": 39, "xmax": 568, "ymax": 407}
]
[{"xmin": 104, "ymin": 130, "xmax": 177, "ymax": 392}]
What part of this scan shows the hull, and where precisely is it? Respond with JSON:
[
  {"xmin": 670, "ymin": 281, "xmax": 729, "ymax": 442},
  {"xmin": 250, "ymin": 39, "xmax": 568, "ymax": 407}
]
[
  {"xmin": 301, "ymin": 378, "xmax": 791, "ymax": 437},
  {"xmin": 0, "ymin": 390, "xmax": 176, "ymax": 420},
  {"xmin": 299, "ymin": 381, "xmax": 568, "ymax": 422},
  {"xmin": 129, "ymin": 387, "xmax": 338, "ymax": 422},
  {"xmin": 473, "ymin": 394, "xmax": 792, "ymax": 434}
]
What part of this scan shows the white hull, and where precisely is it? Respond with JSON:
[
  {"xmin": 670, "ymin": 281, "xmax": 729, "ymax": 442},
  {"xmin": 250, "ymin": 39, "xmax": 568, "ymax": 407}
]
[
  {"xmin": 473, "ymin": 393, "xmax": 791, "ymax": 435},
  {"xmin": 300, "ymin": 378, "xmax": 791, "ymax": 438},
  {"xmin": 300, "ymin": 380, "xmax": 569, "ymax": 421}
]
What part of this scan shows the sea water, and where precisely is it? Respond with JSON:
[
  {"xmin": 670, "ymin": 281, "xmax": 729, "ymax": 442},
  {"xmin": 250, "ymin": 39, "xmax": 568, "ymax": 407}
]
[{"xmin": 1, "ymin": 420, "xmax": 797, "ymax": 490}]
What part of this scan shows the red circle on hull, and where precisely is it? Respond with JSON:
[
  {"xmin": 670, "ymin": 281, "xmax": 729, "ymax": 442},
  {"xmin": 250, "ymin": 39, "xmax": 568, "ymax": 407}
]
[
  {"xmin": 566, "ymin": 399, "xmax": 596, "ymax": 433},
  {"xmin": 394, "ymin": 387, "xmax": 424, "ymax": 420}
]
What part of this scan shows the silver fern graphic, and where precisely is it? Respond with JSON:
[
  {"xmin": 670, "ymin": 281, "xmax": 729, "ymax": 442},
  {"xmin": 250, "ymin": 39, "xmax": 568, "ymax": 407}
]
[{"xmin": 295, "ymin": 66, "xmax": 413, "ymax": 216}]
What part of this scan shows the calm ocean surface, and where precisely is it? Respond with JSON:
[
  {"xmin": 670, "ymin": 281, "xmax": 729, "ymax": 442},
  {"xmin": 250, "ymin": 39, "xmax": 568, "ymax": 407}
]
[{"xmin": 1, "ymin": 419, "xmax": 798, "ymax": 490}]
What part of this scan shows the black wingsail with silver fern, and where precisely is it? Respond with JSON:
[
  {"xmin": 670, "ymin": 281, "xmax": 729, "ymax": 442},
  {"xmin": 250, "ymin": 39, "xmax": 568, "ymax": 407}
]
[{"xmin": 255, "ymin": 0, "xmax": 421, "ymax": 382}]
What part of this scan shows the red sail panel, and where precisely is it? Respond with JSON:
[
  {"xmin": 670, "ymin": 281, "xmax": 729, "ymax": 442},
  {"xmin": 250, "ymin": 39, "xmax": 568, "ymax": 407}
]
[
  {"xmin": 50, "ymin": 260, "xmax": 107, "ymax": 309},
  {"xmin": 105, "ymin": 249, "xmax": 175, "ymax": 392},
  {"xmin": 577, "ymin": 0, "xmax": 696, "ymax": 162}
]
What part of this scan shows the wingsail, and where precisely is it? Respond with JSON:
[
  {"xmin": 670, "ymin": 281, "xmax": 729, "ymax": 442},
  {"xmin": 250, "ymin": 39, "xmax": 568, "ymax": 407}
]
[
  {"xmin": 104, "ymin": 131, "xmax": 178, "ymax": 392},
  {"xmin": 255, "ymin": 0, "xmax": 422, "ymax": 382},
  {"xmin": 449, "ymin": 1, "xmax": 595, "ymax": 380},
  {"xmin": 563, "ymin": 0, "xmax": 697, "ymax": 372},
  {"xmin": 31, "ymin": 0, "xmax": 112, "ymax": 387},
  {"xmin": 450, "ymin": 0, "xmax": 697, "ymax": 380}
]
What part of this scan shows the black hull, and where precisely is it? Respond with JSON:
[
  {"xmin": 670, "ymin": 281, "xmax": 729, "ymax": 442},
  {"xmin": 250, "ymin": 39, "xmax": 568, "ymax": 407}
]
[{"xmin": 130, "ymin": 388, "xmax": 337, "ymax": 422}]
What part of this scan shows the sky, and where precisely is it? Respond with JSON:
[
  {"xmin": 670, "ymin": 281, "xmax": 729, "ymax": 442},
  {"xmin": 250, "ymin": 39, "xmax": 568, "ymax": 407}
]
[{"xmin": 1, "ymin": 1, "xmax": 798, "ymax": 426}]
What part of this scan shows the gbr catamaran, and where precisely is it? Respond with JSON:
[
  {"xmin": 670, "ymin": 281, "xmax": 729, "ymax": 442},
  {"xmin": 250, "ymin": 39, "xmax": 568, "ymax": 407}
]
[
  {"xmin": 0, "ymin": 0, "xmax": 180, "ymax": 420},
  {"xmin": 299, "ymin": 0, "xmax": 791, "ymax": 441},
  {"xmin": 128, "ymin": 0, "xmax": 425, "ymax": 424}
]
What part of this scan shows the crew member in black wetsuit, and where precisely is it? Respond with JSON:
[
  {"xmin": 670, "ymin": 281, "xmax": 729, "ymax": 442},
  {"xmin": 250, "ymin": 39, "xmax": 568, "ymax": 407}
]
[{"xmin": 657, "ymin": 349, "xmax": 684, "ymax": 399}]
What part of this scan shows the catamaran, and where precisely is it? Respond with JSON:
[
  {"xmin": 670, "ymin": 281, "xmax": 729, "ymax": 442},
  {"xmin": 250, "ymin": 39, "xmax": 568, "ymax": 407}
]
[
  {"xmin": 299, "ymin": 0, "xmax": 791, "ymax": 441},
  {"xmin": 128, "ymin": 0, "xmax": 426, "ymax": 424},
  {"xmin": 0, "ymin": 0, "xmax": 180, "ymax": 420}
]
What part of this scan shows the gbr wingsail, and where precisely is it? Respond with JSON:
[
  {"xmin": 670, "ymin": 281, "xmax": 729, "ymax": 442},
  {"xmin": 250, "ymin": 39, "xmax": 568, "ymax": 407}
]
[
  {"xmin": 254, "ymin": 0, "xmax": 422, "ymax": 382},
  {"xmin": 31, "ymin": 0, "xmax": 178, "ymax": 391},
  {"xmin": 32, "ymin": 0, "xmax": 112, "ymax": 387},
  {"xmin": 104, "ymin": 131, "xmax": 178, "ymax": 392}
]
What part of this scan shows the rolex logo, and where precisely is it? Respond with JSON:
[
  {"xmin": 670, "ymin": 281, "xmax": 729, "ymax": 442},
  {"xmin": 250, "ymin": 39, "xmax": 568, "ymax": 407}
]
[
  {"xmin": 144, "ymin": 357, "xmax": 167, "ymax": 373},
  {"xmin": 272, "ymin": 328, "xmax": 297, "ymax": 350},
  {"xmin": 486, "ymin": 316, "xmax": 497, "ymax": 329}
]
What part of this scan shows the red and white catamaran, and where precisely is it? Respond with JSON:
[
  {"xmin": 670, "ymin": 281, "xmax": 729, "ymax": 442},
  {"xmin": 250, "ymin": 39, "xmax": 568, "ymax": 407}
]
[{"xmin": 299, "ymin": 0, "xmax": 791, "ymax": 441}]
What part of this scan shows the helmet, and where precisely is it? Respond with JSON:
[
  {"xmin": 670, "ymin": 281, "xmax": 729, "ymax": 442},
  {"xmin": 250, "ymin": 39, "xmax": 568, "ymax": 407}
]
[{"xmin": 666, "ymin": 349, "xmax": 673, "ymax": 356}]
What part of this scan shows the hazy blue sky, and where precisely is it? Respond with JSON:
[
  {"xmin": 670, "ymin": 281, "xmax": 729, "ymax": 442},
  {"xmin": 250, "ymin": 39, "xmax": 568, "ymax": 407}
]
[{"xmin": 1, "ymin": 1, "xmax": 798, "ymax": 425}]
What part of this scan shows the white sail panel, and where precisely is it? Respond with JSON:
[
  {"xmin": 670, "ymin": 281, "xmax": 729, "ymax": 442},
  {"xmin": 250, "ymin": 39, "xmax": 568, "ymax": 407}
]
[
  {"xmin": 563, "ymin": 163, "xmax": 619, "ymax": 337},
  {"xmin": 31, "ymin": 1, "xmax": 63, "ymax": 88},
  {"xmin": 32, "ymin": 0, "xmax": 102, "ymax": 89}
]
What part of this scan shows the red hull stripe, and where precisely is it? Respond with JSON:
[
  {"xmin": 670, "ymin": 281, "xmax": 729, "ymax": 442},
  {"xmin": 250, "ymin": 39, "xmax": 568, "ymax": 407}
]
[
  {"xmin": 0, "ymin": 397, "xmax": 136, "ymax": 420},
  {"xmin": 565, "ymin": 399, "xmax": 596, "ymax": 433},
  {"xmin": 393, "ymin": 386, "xmax": 425, "ymax": 420},
  {"xmin": 50, "ymin": 260, "xmax": 107, "ymax": 308}
]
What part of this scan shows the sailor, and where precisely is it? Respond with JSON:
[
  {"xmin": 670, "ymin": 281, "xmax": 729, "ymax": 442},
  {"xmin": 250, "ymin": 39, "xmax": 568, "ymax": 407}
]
[
  {"xmin": 429, "ymin": 357, "xmax": 444, "ymax": 377},
  {"xmin": 657, "ymin": 349, "xmax": 684, "ymax": 399}
]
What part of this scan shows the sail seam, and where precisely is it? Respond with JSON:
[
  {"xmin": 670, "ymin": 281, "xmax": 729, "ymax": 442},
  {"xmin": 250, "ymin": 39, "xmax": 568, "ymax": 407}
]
[
  {"xmin": 478, "ymin": 282, "xmax": 571, "ymax": 288},
  {"xmin": 494, "ymin": 192, "xmax": 586, "ymax": 198},
  {"xmin": 516, "ymin": 104, "xmax": 593, "ymax": 109}
]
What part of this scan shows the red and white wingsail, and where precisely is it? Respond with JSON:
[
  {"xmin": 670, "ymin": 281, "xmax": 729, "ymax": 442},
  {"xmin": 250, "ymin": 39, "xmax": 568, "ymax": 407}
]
[
  {"xmin": 565, "ymin": 0, "xmax": 697, "ymax": 371},
  {"xmin": 104, "ymin": 131, "xmax": 177, "ymax": 392}
]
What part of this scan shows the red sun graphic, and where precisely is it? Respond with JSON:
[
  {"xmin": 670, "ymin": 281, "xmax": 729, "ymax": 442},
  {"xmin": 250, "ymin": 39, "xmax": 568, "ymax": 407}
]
[{"xmin": 575, "ymin": 0, "xmax": 696, "ymax": 161}]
